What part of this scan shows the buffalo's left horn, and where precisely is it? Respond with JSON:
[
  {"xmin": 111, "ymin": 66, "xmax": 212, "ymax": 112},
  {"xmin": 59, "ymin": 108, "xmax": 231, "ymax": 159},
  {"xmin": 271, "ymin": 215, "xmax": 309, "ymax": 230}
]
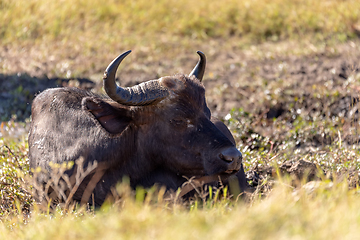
[
  {"xmin": 103, "ymin": 50, "xmax": 169, "ymax": 106},
  {"xmin": 189, "ymin": 51, "xmax": 206, "ymax": 82}
]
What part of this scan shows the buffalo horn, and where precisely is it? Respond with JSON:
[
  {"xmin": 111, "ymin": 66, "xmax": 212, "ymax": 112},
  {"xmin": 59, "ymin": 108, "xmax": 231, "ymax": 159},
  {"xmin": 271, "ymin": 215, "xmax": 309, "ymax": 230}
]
[
  {"xmin": 103, "ymin": 50, "xmax": 169, "ymax": 106},
  {"xmin": 189, "ymin": 51, "xmax": 206, "ymax": 82}
]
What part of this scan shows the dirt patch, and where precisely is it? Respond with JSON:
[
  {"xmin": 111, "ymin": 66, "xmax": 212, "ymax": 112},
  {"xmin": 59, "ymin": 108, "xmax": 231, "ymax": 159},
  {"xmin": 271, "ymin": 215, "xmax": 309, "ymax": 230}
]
[
  {"xmin": 2, "ymin": 41, "xmax": 360, "ymax": 145},
  {"xmin": 205, "ymin": 43, "xmax": 360, "ymax": 117},
  {"xmin": 246, "ymin": 159, "xmax": 321, "ymax": 188},
  {"xmin": 3, "ymin": 41, "xmax": 360, "ymax": 120},
  {"xmin": 2, "ymin": 40, "xmax": 360, "ymax": 190}
]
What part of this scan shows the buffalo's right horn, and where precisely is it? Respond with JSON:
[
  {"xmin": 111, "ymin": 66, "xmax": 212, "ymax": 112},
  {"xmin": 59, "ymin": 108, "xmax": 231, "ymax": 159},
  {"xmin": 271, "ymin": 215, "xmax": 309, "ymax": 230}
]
[
  {"xmin": 189, "ymin": 51, "xmax": 206, "ymax": 82},
  {"xmin": 103, "ymin": 50, "xmax": 169, "ymax": 106}
]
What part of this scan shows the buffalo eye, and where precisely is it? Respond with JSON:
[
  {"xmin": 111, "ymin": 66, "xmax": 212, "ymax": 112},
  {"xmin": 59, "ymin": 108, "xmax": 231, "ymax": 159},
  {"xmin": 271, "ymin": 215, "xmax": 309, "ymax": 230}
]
[
  {"xmin": 171, "ymin": 118, "xmax": 196, "ymax": 129},
  {"xmin": 170, "ymin": 119, "xmax": 186, "ymax": 128}
]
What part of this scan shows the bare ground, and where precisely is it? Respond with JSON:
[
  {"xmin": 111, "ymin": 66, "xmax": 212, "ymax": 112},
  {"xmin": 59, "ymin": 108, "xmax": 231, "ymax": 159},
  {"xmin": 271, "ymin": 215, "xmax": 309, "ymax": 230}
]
[
  {"xmin": 1, "ymin": 39, "xmax": 360, "ymax": 188},
  {"xmin": 1, "ymin": 40, "xmax": 359, "ymax": 124}
]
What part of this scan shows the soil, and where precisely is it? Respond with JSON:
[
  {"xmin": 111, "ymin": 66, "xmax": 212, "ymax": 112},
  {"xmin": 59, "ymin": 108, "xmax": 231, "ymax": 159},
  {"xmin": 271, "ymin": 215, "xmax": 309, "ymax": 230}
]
[
  {"xmin": 2, "ymin": 41, "xmax": 359, "ymax": 121},
  {"xmin": 1, "ymin": 39, "xmax": 360, "ymax": 189}
]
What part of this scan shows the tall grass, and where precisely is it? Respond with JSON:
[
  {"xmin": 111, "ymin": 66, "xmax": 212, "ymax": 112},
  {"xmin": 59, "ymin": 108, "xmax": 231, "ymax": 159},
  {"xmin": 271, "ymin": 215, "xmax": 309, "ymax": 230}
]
[
  {"xmin": 1, "ymin": 0, "xmax": 360, "ymax": 238},
  {"xmin": 1, "ymin": 181, "xmax": 360, "ymax": 239},
  {"xmin": 1, "ymin": 0, "xmax": 359, "ymax": 47}
]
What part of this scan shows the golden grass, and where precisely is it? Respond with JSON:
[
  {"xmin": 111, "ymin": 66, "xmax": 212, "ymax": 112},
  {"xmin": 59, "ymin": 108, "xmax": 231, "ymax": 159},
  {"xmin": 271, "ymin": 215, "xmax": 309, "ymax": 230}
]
[
  {"xmin": 1, "ymin": 0, "xmax": 359, "ymax": 49},
  {"xmin": 1, "ymin": 181, "xmax": 360, "ymax": 240},
  {"xmin": 1, "ymin": 0, "xmax": 359, "ymax": 77},
  {"xmin": 1, "ymin": 1, "xmax": 360, "ymax": 238}
]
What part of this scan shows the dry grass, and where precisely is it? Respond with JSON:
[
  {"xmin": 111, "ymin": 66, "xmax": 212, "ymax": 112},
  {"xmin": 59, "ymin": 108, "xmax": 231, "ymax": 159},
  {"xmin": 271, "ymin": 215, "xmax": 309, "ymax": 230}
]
[
  {"xmin": 2, "ymin": 0, "xmax": 360, "ymax": 39},
  {"xmin": 1, "ymin": 0, "xmax": 360, "ymax": 239},
  {"xmin": 1, "ymin": 180, "xmax": 360, "ymax": 240},
  {"xmin": 1, "ymin": 0, "xmax": 359, "ymax": 52}
]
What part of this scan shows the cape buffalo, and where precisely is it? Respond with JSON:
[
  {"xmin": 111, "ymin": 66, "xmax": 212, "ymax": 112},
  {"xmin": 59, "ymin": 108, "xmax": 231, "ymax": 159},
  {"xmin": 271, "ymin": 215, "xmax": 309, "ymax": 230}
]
[{"xmin": 29, "ymin": 50, "xmax": 247, "ymax": 206}]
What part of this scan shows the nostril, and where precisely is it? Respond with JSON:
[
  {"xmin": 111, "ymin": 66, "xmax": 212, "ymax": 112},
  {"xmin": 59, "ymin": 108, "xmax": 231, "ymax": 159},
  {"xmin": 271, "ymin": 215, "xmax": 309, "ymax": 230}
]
[
  {"xmin": 219, "ymin": 153, "xmax": 233, "ymax": 162},
  {"xmin": 219, "ymin": 148, "xmax": 242, "ymax": 163}
]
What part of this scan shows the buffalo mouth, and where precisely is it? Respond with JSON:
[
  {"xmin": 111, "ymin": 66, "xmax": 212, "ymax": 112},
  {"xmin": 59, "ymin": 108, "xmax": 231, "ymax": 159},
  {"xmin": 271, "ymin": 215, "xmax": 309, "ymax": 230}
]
[
  {"xmin": 188, "ymin": 168, "xmax": 239, "ymax": 181},
  {"xmin": 223, "ymin": 169, "xmax": 239, "ymax": 175},
  {"xmin": 190, "ymin": 170, "xmax": 240, "ymax": 185},
  {"xmin": 178, "ymin": 171, "xmax": 239, "ymax": 198}
]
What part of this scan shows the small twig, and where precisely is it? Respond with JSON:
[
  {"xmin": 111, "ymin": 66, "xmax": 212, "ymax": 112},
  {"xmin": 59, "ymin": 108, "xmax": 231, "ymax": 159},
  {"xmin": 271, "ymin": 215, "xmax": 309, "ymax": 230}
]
[
  {"xmin": 80, "ymin": 162, "xmax": 108, "ymax": 205},
  {"xmin": 0, "ymin": 182, "xmax": 12, "ymax": 186},
  {"xmin": 268, "ymin": 153, "xmax": 280, "ymax": 162},
  {"xmin": 178, "ymin": 175, "xmax": 225, "ymax": 198},
  {"xmin": 2, "ymin": 145, "xmax": 24, "ymax": 171},
  {"xmin": 252, "ymin": 108, "xmax": 269, "ymax": 127},
  {"xmin": 268, "ymin": 140, "xmax": 274, "ymax": 155},
  {"xmin": 64, "ymin": 159, "xmax": 98, "ymax": 210}
]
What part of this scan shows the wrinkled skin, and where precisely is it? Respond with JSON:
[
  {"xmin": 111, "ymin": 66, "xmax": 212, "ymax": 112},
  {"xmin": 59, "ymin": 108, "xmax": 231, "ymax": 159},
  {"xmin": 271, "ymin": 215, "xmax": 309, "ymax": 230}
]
[{"xmin": 29, "ymin": 74, "xmax": 246, "ymax": 206}]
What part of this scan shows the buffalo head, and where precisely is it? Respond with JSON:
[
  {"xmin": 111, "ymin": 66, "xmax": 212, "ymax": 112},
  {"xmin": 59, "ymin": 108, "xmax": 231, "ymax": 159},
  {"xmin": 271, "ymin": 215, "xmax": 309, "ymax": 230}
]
[{"xmin": 29, "ymin": 50, "xmax": 245, "ymax": 206}]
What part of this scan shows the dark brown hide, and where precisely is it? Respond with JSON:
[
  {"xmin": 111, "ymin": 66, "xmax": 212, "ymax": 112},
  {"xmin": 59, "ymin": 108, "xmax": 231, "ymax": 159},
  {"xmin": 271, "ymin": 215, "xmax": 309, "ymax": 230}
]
[{"xmin": 29, "ymin": 68, "xmax": 246, "ymax": 207}]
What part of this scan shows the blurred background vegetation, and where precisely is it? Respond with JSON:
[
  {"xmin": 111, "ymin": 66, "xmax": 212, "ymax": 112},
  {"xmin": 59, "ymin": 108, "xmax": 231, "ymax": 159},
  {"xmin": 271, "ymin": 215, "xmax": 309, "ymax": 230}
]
[
  {"xmin": 1, "ymin": 0, "xmax": 359, "ymax": 44},
  {"xmin": 0, "ymin": 0, "xmax": 359, "ymax": 64},
  {"xmin": 1, "ymin": 0, "xmax": 360, "ymax": 239}
]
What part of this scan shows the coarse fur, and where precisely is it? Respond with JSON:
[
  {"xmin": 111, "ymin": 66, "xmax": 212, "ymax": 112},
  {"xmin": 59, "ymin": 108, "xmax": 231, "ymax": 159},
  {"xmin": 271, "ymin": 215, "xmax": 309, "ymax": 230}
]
[{"xmin": 29, "ymin": 74, "xmax": 246, "ymax": 206}]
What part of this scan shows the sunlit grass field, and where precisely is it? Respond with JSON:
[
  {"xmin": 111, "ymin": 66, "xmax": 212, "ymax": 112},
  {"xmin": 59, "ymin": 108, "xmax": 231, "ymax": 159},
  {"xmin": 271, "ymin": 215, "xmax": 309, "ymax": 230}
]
[
  {"xmin": 2, "ymin": 179, "xmax": 360, "ymax": 239},
  {"xmin": 1, "ymin": 0, "xmax": 360, "ymax": 239},
  {"xmin": 1, "ymin": 0, "xmax": 360, "ymax": 53},
  {"xmin": 2, "ymin": 0, "xmax": 360, "ymax": 40}
]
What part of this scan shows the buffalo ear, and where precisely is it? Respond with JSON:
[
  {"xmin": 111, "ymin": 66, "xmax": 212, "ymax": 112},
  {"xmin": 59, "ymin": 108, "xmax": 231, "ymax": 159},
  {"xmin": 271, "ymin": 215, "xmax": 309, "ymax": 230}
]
[{"xmin": 82, "ymin": 97, "xmax": 132, "ymax": 135}]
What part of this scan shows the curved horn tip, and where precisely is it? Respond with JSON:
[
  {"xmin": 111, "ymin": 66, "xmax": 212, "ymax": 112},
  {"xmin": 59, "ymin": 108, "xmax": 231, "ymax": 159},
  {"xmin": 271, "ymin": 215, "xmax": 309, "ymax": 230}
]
[
  {"xmin": 196, "ymin": 51, "xmax": 205, "ymax": 57},
  {"xmin": 104, "ymin": 50, "xmax": 132, "ymax": 76},
  {"xmin": 124, "ymin": 49, "xmax": 132, "ymax": 56},
  {"xmin": 103, "ymin": 50, "xmax": 133, "ymax": 100},
  {"xmin": 113, "ymin": 50, "xmax": 132, "ymax": 62},
  {"xmin": 189, "ymin": 51, "xmax": 206, "ymax": 82},
  {"xmin": 112, "ymin": 50, "xmax": 132, "ymax": 65}
]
